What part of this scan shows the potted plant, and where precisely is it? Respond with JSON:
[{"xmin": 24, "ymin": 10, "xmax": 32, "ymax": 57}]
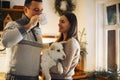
[{"xmin": 94, "ymin": 68, "xmax": 120, "ymax": 80}]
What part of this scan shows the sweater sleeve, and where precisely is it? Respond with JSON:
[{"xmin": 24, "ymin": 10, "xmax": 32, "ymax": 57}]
[
  {"xmin": 1, "ymin": 21, "xmax": 27, "ymax": 48},
  {"xmin": 50, "ymin": 38, "xmax": 79, "ymax": 75}
]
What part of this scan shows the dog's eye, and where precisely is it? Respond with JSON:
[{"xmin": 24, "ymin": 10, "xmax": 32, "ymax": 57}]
[{"xmin": 57, "ymin": 49, "xmax": 60, "ymax": 52}]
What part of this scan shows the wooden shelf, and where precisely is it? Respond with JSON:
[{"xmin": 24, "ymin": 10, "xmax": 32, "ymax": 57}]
[{"xmin": 0, "ymin": 8, "xmax": 23, "ymax": 12}]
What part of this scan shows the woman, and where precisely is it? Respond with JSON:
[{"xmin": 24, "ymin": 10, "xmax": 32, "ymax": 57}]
[{"xmin": 50, "ymin": 12, "xmax": 80, "ymax": 80}]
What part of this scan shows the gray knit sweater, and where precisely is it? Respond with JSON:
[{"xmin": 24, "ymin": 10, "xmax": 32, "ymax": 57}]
[
  {"xmin": 50, "ymin": 38, "xmax": 80, "ymax": 79},
  {"xmin": 1, "ymin": 14, "xmax": 42, "ymax": 77}
]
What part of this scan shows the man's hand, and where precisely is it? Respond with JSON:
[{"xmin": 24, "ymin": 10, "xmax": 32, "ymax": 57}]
[{"xmin": 25, "ymin": 15, "xmax": 40, "ymax": 32}]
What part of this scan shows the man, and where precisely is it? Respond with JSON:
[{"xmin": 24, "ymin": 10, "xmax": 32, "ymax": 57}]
[{"xmin": 2, "ymin": 0, "xmax": 44, "ymax": 80}]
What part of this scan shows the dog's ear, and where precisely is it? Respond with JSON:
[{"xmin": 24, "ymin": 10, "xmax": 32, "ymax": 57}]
[
  {"xmin": 50, "ymin": 45, "xmax": 55, "ymax": 50},
  {"xmin": 60, "ymin": 41, "xmax": 66, "ymax": 47}
]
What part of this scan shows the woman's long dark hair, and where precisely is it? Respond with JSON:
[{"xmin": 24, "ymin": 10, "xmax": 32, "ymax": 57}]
[{"xmin": 57, "ymin": 12, "xmax": 78, "ymax": 42}]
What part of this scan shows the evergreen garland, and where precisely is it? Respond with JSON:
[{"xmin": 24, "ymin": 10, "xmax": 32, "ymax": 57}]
[{"xmin": 55, "ymin": 0, "xmax": 76, "ymax": 16}]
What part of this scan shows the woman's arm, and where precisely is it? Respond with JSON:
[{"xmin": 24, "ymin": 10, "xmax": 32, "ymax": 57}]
[{"xmin": 50, "ymin": 38, "xmax": 79, "ymax": 74}]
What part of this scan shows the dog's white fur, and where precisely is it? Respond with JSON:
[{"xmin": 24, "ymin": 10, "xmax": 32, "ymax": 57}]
[{"xmin": 41, "ymin": 42, "xmax": 66, "ymax": 80}]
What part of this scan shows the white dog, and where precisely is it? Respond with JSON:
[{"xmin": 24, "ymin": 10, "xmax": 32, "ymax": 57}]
[{"xmin": 41, "ymin": 42, "xmax": 66, "ymax": 80}]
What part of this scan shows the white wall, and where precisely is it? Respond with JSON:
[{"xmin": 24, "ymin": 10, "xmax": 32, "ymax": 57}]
[
  {"xmin": 96, "ymin": 2, "xmax": 106, "ymax": 71},
  {"xmin": 41, "ymin": 0, "xmax": 59, "ymax": 35},
  {"xmin": 84, "ymin": 0, "xmax": 96, "ymax": 71},
  {"xmin": 73, "ymin": 0, "xmax": 97, "ymax": 72}
]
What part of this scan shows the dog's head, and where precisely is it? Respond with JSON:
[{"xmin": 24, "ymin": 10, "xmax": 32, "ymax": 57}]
[{"xmin": 49, "ymin": 42, "xmax": 66, "ymax": 61}]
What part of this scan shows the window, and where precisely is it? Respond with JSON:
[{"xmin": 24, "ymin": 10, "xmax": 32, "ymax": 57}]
[
  {"xmin": 104, "ymin": 1, "xmax": 120, "ymax": 71},
  {"xmin": 107, "ymin": 5, "xmax": 117, "ymax": 25}
]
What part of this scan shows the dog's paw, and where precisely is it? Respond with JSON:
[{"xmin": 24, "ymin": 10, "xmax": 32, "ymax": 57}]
[{"xmin": 57, "ymin": 62, "xmax": 63, "ymax": 74}]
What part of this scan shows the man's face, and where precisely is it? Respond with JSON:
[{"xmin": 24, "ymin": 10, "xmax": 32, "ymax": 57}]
[{"xmin": 24, "ymin": 1, "xmax": 43, "ymax": 19}]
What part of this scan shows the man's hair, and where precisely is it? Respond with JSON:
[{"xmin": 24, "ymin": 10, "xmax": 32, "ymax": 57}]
[{"xmin": 24, "ymin": 0, "xmax": 42, "ymax": 8}]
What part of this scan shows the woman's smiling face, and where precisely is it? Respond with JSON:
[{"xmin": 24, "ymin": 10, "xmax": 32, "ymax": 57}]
[{"xmin": 58, "ymin": 15, "xmax": 71, "ymax": 33}]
